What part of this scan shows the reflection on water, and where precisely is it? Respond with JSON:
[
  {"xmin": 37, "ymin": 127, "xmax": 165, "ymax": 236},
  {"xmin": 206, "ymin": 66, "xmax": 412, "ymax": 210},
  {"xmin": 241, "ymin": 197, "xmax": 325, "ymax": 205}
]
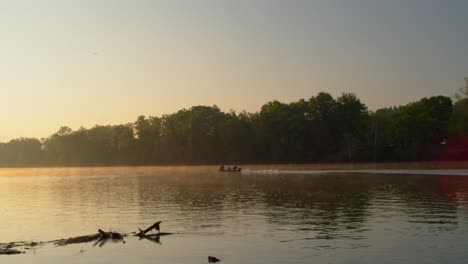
[{"xmin": 1, "ymin": 167, "xmax": 468, "ymax": 263}]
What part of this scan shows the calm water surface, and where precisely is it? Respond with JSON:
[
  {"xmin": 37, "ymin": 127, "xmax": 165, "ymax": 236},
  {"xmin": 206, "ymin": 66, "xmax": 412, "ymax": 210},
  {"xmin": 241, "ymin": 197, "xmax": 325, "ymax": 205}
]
[{"xmin": 1, "ymin": 166, "xmax": 468, "ymax": 264}]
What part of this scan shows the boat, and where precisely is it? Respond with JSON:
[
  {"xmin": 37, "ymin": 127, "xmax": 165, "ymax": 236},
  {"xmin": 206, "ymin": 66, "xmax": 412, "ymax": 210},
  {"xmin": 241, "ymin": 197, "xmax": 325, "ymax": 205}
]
[
  {"xmin": 219, "ymin": 165, "xmax": 242, "ymax": 172},
  {"xmin": 219, "ymin": 168, "xmax": 242, "ymax": 172}
]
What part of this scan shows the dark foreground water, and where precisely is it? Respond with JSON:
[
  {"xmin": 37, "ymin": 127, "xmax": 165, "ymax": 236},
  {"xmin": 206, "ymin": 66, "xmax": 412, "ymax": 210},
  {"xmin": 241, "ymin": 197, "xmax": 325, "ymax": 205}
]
[{"xmin": 1, "ymin": 166, "xmax": 468, "ymax": 264}]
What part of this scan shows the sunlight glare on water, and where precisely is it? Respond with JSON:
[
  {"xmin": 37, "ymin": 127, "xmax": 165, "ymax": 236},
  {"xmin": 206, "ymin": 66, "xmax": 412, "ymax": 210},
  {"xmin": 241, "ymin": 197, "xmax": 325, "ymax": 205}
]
[{"xmin": 1, "ymin": 166, "xmax": 468, "ymax": 264}]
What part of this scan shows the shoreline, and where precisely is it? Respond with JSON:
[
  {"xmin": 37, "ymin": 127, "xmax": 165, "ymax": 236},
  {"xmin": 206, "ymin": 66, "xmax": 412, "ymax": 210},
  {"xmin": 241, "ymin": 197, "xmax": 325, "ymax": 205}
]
[{"xmin": 1, "ymin": 161, "xmax": 468, "ymax": 177}]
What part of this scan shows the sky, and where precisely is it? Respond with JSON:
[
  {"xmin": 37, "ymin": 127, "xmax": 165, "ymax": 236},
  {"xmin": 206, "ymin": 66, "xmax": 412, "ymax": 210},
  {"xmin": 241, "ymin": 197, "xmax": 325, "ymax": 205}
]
[{"xmin": 0, "ymin": 0, "xmax": 467, "ymax": 142}]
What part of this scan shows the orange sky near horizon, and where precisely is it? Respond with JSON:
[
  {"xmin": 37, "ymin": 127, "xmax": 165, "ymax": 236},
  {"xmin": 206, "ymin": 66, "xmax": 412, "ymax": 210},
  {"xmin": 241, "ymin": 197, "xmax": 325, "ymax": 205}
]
[{"xmin": 0, "ymin": 0, "xmax": 467, "ymax": 142}]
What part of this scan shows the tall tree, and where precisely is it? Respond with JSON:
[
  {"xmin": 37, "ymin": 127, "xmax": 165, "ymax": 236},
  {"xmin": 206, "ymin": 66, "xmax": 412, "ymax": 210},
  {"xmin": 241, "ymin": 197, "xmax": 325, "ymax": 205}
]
[
  {"xmin": 335, "ymin": 93, "xmax": 369, "ymax": 161},
  {"xmin": 2, "ymin": 91, "xmax": 468, "ymax": 167},
  {"xmin": 454, "ymin": 77, "xmax": 468, "ymax": 100},
  {"xmin": 393, "ymin": 96, "xmax": 453, "ymax": 160}
]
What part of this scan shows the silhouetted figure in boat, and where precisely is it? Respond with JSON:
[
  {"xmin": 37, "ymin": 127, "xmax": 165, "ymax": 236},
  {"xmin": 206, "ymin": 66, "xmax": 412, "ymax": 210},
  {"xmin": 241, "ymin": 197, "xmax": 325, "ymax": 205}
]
[{"xmin": 219, "ymin": 165, "xmax": 241, "ymax": 172}]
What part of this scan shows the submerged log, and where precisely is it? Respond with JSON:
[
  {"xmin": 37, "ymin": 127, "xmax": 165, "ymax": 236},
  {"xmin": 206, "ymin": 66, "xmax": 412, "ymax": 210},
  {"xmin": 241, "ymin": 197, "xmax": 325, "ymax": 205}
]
[
  {"xmin": 55, "ymin": 233, "xmax": 101, "ymax": 246},
  {"xmin": 0, "ymin": 248, "xmax": 24, "ymax": 255},
  {"xmin": 134, "ymin": 221, "xmax": 173, "ymax": 245},
  {"xmin": 3, "ymin": 223, "xmax": 163, "ymax": 254},
  {"xmin": 98, "ymin": 229, "xmax": 110, "ymax": 238},
  {"xmin": 136, "ymin": 221, "xmax": 161, "ymax": 237},
  {"xmin": 56, "ymin": 229, "xmax": 125, "ymax": 246},
  {"xmin": 110, "ymin": 232, "xmax": 124, "ymax": 240},
  {"xmin": 0, "ymin": 242, "xmax": 38, "ymax": 255}
]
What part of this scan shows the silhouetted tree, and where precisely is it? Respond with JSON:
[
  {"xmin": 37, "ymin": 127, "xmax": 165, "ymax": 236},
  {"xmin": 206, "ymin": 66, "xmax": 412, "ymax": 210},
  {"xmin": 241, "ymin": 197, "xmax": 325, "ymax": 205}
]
[
  {"xmin": 454, "ymin": 77, "xmax": 468, "ymax": 100},
  {"xmin": 450, "ymin": 98, "xmax": 468, "ymax": 137},
  {"xmin": 1, "ymin": 92, "xmax": 468, "ymax": 167},
  {"xmin": 393, "ymin": 96, "xmax": 453, "ymax": 160}
]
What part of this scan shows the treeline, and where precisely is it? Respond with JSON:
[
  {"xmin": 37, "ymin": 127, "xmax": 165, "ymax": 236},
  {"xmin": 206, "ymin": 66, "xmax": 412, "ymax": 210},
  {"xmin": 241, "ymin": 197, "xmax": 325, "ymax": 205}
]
[{"xmin": 1, "ymin": 91, "xmax": 468, "ymax": 167}]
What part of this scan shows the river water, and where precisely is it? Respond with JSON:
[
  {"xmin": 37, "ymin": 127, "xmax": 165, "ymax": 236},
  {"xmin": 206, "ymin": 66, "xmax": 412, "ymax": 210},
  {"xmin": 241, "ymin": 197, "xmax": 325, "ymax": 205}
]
[{"xmin": 1, "ymin": 166, "xmax": 468, "ymax": 264}]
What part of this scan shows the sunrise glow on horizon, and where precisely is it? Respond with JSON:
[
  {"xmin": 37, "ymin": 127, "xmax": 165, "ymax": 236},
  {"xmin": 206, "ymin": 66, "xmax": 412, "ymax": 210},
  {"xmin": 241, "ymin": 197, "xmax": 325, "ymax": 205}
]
[{"xmin": 1, "ymin": 0, "xmax": 467, "ymax": 142}]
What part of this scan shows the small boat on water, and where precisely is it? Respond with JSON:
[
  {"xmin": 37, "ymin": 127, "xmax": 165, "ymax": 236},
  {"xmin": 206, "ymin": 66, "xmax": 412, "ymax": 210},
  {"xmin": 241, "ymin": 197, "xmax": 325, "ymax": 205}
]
[
  {"xmin": 219, "ymin": 165, "xmax": 242, "ymax": 172},
  {"xmin": 220, "ymin": 168, "xmax": 242, "ymax": 172}
]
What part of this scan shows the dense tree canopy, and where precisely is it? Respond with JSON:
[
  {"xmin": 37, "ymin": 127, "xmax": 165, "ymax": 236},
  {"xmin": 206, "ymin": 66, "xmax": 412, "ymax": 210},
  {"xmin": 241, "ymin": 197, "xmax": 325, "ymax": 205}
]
[{"xmin": 0, "ymin": 92, "xmax": 466, "ymax": 167}]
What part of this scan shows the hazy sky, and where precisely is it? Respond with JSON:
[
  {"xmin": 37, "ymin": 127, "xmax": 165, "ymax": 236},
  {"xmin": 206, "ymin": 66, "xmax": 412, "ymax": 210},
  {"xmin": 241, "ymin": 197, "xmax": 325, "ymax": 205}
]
[{"xmin": 0, "ymin": 0, "xmax": 467, "ymax": 141}]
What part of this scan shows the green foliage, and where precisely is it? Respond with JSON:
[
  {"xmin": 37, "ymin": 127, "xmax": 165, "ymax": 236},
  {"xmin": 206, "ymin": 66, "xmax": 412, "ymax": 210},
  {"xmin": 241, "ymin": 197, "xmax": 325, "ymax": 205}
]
[
  {"xmin": 450, "ymin": 98, "xmax": 468, "ymax": 136},
  {"xmin": 391, "ymin": 96, "xmax": 453, "ymax": 160},
  {"xmin": 335, "ymin": 93, "xmax": 370, "ymax": 161},
  {"xmin": 370, "ymin": 107, "xmax": 399, "ymax": 161},
  {"xmin": 0, "ymin": 138, "xmax": 42, "ymax": 166},
  {"xmin": 454, "ymin": 77, "xmax": 468, "ymax": 100},
  {"xmin": 0, "ymin": 93, "xmax": 465, "ymax": 167}
]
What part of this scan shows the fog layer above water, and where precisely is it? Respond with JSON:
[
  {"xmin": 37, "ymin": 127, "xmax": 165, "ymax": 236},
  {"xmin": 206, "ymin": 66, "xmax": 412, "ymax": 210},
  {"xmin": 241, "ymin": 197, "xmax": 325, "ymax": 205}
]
[{"xmin": 1, "ymin": 166, "xmax": 468, "ymax": 264}]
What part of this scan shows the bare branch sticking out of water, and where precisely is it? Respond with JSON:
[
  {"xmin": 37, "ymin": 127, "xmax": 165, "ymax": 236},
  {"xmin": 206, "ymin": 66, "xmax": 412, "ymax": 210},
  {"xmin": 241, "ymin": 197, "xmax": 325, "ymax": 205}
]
[
  {"xmin": 135, "ymin": 221, "xmax": 161, "ymax": 237},
  {"xmin": 134, "ymin": 221, "xmax": 173, "ymax": 238},
  {"xmin": 0, "ymin": 222, "xmax": 168, "ymax": 255}
]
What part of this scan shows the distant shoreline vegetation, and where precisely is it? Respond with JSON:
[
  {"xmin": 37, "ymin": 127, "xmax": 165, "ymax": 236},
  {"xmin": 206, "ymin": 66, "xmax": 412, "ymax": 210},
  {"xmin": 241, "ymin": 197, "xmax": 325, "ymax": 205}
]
[{"xmin": 1, "ymin": 91, "xmax": 468, "ymax": 167}]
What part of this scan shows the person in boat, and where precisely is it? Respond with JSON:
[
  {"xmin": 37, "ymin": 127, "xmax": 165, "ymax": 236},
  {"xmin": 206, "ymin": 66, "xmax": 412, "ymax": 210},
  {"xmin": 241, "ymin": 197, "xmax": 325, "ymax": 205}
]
[{"xmin": 219, "ymin": 164, "xmax": 225, "ymax": 171}]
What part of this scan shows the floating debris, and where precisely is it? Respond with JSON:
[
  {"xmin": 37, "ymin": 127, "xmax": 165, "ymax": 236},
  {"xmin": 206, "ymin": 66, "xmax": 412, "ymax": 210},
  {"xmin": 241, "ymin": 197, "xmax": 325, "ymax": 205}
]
[
  {"xmin": 208, "ymin": 256, "xmax": 221, "ymax": 263},
  {"xmin": 0, "ymin": 248, "xmax": 24, "ymax": 255},
  {"xmin": 0, "ymin": 241, "xmax": 42, "ymax": 255},
  {"xmin": 135, "ymin": 221, "xmax": 162, "ymax": 237},
  {"xmin": 54, "ymin": 229, "xmax": 126, "ymax": 247},
  {"xmin": 55, "ymin": 233, "xmax": 101, "ymax": 246},
  {"xmin": 0, "ymin": 221, "xmax": 172, "ymax": 255}
]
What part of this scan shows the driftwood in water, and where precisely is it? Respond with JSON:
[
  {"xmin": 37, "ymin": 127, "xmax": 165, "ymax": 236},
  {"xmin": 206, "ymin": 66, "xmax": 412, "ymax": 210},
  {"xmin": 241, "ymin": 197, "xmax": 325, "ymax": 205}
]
[
  {"xmin": 98, "ymin": 229, "xmax": 125, "ymax": 240},
  {"xmin": 0, "ymin": 241, "xmax": 42, "ymax": 255},
  {"xmin": 98, "ymin": 229, "xmax": 109, "ymax": 238},
  {"xmin": 134, "ymin": 222, "xmax": 174, "ymax": 244},
  {"xmin": 0, "ymin": 248, "xmax": 24, "ymax": 255},
  {"xmin": 136, "ymin": 221, "xmax": 161, "ymax": 237},
  {"xmin": 0, "ymin": 243, "xmax": 24, "ymax": 255},
  {"xmin": 1, "ymin": 222, "xmax": 164, "ymax": 255},
  {"xmin": 94, "ymin": 229, "xmax": 126, "ymax": 247},
  {"xmin": 55, "ymin": 229, "xmax": 126, "ymax": 246},
  {"xmin": 55, "ymin": 233, "xmax": 101, "ymax": 246}
]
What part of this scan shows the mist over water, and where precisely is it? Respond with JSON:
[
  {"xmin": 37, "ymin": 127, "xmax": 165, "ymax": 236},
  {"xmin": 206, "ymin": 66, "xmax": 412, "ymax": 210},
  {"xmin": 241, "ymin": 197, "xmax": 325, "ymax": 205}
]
[
  {"xmin": 1, "ymin": 166, "xmax": 468, "ymax": 263},
  {"xmin": 244, "ymin": 168, "xmax": 468, "ymax": 176}
]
